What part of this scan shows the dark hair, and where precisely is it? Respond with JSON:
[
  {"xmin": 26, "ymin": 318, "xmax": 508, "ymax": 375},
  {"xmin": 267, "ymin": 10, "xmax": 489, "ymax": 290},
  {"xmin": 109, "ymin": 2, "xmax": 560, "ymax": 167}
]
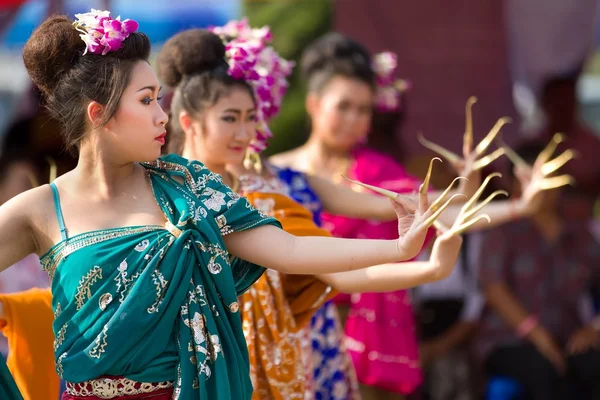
[
  {"xmin": 22, "ymin": 15, "xmax": 151, "ymax": 152},
  {"xmin": 156, "ymin": 29, "xmax": 254, "ymax": 154},
  {"xmin": 300, "ymin": 32, "xmax": 375, "ymax": 93}
]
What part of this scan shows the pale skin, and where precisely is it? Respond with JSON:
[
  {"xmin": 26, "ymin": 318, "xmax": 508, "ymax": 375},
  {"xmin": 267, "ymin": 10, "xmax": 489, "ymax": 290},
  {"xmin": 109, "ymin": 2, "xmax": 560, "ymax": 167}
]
[
  {"xmin": 178, "ymin": 86, "xmax": 474, "ymax": 293},
  {"xmin": 269, "ymin": 76, "xmax": 552, "ymax": 233},
  {"xmin": 0, "ymin": 61, "xmax": 463, "ymax": 284}
]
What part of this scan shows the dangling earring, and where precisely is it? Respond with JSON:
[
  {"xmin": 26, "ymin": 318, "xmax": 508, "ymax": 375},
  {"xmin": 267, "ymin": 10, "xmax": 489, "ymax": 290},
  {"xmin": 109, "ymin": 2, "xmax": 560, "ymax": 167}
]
[{"xmin": 243, "ymin": 147, "xmax": 263, "ymax": 174}]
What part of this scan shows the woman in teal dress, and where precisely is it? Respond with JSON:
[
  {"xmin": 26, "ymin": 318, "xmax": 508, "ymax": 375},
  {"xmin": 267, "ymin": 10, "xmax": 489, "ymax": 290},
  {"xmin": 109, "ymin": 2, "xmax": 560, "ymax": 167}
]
[{"xmin": 0, "ymin": 10, "xmax": 468, "ymax": 400}]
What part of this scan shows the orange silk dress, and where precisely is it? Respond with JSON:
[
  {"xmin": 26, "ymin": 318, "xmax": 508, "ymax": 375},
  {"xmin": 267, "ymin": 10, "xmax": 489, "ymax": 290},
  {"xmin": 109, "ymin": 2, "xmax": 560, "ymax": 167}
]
[{"xmin": 238, "ymin": 174, "xmax": 338, "ymax": 400}]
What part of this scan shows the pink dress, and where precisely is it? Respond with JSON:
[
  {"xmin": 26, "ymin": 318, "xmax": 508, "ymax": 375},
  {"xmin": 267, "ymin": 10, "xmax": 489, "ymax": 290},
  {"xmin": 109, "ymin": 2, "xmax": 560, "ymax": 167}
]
[{"xmin": 321, "ymin": 147, "xmax": 430, "ymax": 395}]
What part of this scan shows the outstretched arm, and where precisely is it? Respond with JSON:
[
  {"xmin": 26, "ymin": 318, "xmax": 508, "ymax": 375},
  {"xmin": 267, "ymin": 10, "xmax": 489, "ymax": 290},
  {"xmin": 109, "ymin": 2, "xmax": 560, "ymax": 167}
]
[
  {"xmin": 317, "ymin": 229, "xmax": 462, "ymax": 293},
  {"xmin": 224, "ymin": 170, "xmax": 485, "ymax": 276}
]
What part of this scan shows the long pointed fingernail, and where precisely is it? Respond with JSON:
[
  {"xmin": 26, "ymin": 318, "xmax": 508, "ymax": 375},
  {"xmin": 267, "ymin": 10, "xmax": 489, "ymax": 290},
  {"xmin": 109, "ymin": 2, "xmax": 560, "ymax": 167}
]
[
  {"xmin": 537, "ymin": 133, "xmax": 566, "ymax": 165},
  {"xmin": 541, "ymin": 150, "xmax": 576, "ymax": 176},
  {"xmin": 418, "ymin": 133, "xmax": 460, "ymax": 163},
  {"xmin": 46, "ymin": 156, "xmax": 57, "ymax": 183},
  {"xmin": 539, "ymin": 175, "xmax": 575, "ymax": 190},
  {"xmin": 342, "ymin": 176, "xmax": 398, "ymax": 199},
  {"xmin": 462, "ymin": 190, "xmax": 509, "ymax": 220},
  {"xmin": 463, "ymin": 96, "xmax": 478, "ymax": 155},
  {"xmin": 473, "ymin": 147, "xmax": 505, "ymax": 170},
  {"xmin": 420, "ymin": 157, "xmax": 442, "ymax": 195},
  {"xmin": 430, "ymin": 176, "xmax": 468, "ymax": 212},
  {"xmin": 474, "ymin": 117, "xmax": 511, "ymax": 156},
  {"xmin": 459, "ymin": 172, "xmax": 502, "ymax": 217},
  {"xmin": 497, "ymin": 139, "xmax": 529, "ymax": 169},
  {"xmin": 423, "ymin": 193, "xmax": 465, "ymax": 227},
  {"xmin": 449, "ymin": 214, "xmax": 491, "ymax": 235}
]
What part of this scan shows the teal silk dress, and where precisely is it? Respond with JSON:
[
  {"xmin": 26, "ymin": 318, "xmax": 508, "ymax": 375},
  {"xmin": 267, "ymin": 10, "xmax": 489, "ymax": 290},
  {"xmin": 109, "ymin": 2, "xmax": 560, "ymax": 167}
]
[
  {"xmin": 40, "ymin": 155, "xmax": 281, "ymax": 399},
  {"xmin": 0, "ymin": 354, "xmax": 22, "ymax": 400}
]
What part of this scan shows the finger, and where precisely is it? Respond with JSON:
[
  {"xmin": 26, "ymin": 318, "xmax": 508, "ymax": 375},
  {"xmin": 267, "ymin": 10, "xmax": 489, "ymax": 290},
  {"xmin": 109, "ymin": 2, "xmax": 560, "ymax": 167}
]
[
  {"xmin": 541, "ymin": 149, "xmax": 577, "ymax": 176},
  {"xmin": 474, "ymin": 117, "xmax": 512, "ymax": 156},
  {"xmin": 430, "ymin": 176, "xmax": 468, "ymax": 212},
  {"xmin": 534, "ymin": 133, "xmax": 565, "ymax": 170},
  {"xmin": 422, "ymin": 193, "xmax": 466, "ymax": 228},
  {"xmin": 342, "ymin": 176, "xmax": 398, "ymax": 200},
  {"xmin": 392, "ymin": 193, "xmax": 418, "ymax": 211},
  {"xmin": 418, "ymin": 133, "xmax": 461, "ymax": 164},
  {"xmin": 461, "ymin": 190, "xmax": 509, "ymax": 221},
  {"xmin": 448, "ymin": 214, "xmax": 491, "ymax": 235},
  {"xmin": 497, "ymin": 138, "xmax": 529, "ymax": 170},
  {"xmin": 458, "ymin": 172, "xmax": 502, "ymax": 218},
  {"xmin": 472, "ymin": 147, "xmax": 505, "ymax": 171},
  {"xmin": 389, "ymin": 197, "xmax": 416, "ymax": 216},
  {"xmin": 463, "ymin": 96, "xmax": 477, "ymax": 157},
  {"xmin": 539, "ymin": 175, "xmax": 575, "ymax": 190},
  {"xmin": 419, "ymin": 157, "xmax": 442, "ymax": 195}
]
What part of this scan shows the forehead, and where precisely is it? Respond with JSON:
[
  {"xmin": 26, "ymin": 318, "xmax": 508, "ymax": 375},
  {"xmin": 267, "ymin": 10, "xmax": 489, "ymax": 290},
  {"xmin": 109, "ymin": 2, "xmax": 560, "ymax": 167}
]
[
  {"xmin": 323, "ymin": 75, "xmax": 373, "ymax": 101},
  {"xmin": 126, "ymin": 61, "xmax": 159, "ymax": 91},
  {"xmin": 211, "ymin": 87, "xmax": 256, "ymax": 110}
]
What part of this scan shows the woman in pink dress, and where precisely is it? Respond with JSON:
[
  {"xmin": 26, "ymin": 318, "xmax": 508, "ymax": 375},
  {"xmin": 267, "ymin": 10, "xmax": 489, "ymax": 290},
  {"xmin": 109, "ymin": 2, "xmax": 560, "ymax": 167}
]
[{"xmin": 270, "ymin": 33, "xmax": 532, "ymax": 399}]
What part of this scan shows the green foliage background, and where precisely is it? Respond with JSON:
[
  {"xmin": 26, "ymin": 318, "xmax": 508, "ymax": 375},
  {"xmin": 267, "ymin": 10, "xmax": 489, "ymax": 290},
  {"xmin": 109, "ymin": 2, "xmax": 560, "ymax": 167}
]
[{"xmin": 243, "ymin": 0, "xmax": 333, "ymax": 155}]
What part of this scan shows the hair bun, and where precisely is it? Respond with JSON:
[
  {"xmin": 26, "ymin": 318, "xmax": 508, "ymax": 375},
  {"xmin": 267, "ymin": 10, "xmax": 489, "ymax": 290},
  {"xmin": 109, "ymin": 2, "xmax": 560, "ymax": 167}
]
[
  {"xmin": 301, "ymin": 32, "xmax": 371, "ymax": 79},
  {"xmin": 22, "ymin": 15, "xmax": 85, "ymax": 96},
  {"xmin": 157, "ymin": 29, "xmax": 226, "ymax": 88}
]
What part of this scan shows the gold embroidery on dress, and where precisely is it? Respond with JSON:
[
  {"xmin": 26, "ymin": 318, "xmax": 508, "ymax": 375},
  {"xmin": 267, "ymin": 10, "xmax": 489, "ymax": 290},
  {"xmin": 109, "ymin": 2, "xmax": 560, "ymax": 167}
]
[
  {"xmin": 195, "ymin": 241, "xmax": 229, "ymax": 275},
  {"xmin": 54, "ymin": 322, "xmax": 68, "ymax": 351},
  {"xmin": 89, "ymin": 325, "xmax": 109, "ymax": 359},
  {"xmin": 99, "ymin": 293, "xmax": 113, "ymax": 311},
  {"xmin": 54, "ymin": 302, "xmax": 62, "ymax": 318},
  {"xmin": 147, "ymin": 269, "xmax": 169, "ymax": 313},
  {"xmin": 75, "ymin": 266, "xmax": 103, "ymax": 310},
  {"xmin": 114, "ymin": 260, "xmax": 141, "ymax": 303},
  {"xmin": 40, "ymin": 226, "xmax": 164, "ymax": 281},
  {"xmin": 56, "ymin": 352, "xmax": 66, "ymax": 378},
  {"xmin": 65, "ymin": 377, "xmax": 173, "ymax": 398}
]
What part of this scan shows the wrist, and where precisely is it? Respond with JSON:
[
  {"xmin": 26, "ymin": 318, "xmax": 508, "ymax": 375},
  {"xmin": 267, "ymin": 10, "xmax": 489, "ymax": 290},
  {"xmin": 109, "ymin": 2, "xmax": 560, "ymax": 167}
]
[
  {"xmin": 517, "ymin": 315, "xmax": 539, "ymax": 339},
  {"xmin": 511, "ymin": 197, "xmax": 528, "ymax": 219}
]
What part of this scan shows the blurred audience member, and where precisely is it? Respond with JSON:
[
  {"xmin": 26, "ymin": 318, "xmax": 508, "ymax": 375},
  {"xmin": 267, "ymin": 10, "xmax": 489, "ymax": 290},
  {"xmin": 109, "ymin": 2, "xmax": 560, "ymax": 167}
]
[
  {"xmin": 415, "ymin": 234, "xmax": 484, "ymax": 400},
  {"xmin": 475, "ymin": 142, "xmax": 600, "ymax": 400}
]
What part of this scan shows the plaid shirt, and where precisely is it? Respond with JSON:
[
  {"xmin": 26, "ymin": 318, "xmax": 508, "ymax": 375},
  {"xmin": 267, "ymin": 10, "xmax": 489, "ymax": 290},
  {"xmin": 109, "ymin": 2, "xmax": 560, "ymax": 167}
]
[{"xmin": 474, "ymin": 219, "xmax": 600, "ymax": 360}]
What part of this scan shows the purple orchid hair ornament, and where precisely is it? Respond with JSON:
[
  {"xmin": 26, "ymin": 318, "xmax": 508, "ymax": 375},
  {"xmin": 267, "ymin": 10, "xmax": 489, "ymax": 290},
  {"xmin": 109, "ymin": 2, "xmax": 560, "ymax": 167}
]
[
  {"xmin": 372, "ymin": 51, "xmax": 411, "ymax": 112},
  {"xmin": 209, "ymin": 19, "xmax": 294, "ymax": 153},
  {"xmin": 73, "ymin": 9, "xmax": 139, "ymax": 56}
]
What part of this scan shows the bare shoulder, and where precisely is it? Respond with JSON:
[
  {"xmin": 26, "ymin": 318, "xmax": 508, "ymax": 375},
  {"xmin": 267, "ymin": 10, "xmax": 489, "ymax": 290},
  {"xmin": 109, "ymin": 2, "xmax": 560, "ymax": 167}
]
[{"xmin": 269, "ymin": 148, "xmax": 305, "ymax": 170}]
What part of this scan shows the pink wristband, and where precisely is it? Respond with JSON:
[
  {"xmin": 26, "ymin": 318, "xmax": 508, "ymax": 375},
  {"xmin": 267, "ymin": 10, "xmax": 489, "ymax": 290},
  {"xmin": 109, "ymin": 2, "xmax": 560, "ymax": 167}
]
[{"xmin": 517, "ymin": 316, "xmax": 538, "ymax": 338}]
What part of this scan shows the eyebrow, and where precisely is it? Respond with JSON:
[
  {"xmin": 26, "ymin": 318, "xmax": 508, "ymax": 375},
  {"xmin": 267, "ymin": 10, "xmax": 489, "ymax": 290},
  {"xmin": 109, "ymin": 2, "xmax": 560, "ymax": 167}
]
[
  {"xmin": 223, "ymin": 108, "xmax": 256, "ymax": 114},
  {"xmin": 136, "ymin": 85, "xmax": 162, "ymax": 93}
]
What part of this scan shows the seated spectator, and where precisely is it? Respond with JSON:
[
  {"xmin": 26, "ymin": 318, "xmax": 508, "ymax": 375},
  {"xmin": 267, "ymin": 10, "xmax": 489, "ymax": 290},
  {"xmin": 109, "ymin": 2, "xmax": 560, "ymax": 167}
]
[{"xmin": 474, "ymin": 142, "xmax": 600, "ymax": 400}]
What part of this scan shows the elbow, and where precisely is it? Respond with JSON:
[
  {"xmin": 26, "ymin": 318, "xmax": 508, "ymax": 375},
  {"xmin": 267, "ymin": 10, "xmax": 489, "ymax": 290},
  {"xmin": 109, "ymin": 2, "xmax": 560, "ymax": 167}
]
[{"xmin": 318, "ymin": 274, "xmax": 358, "ymax": 294}]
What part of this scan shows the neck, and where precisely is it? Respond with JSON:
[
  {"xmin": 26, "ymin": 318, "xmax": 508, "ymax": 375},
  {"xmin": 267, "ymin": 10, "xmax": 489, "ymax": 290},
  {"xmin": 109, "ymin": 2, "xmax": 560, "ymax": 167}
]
[
  {"xmin": 74, "ymin": 138, "xmax": 138, "ymax": 198},
  {"xmin": 303, "ymin": 134, "xmax": 352, "ymax": 171},
  {"xmin": 181, "ymin": 147, "xmax": 231, "ymax": 187}
]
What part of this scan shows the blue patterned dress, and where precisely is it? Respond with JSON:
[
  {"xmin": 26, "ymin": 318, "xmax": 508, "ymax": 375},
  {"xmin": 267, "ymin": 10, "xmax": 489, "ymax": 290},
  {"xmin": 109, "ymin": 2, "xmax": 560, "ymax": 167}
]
[{"xmin": 275, "ymin": 166, "xmax": 360, "ymax": 400}]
